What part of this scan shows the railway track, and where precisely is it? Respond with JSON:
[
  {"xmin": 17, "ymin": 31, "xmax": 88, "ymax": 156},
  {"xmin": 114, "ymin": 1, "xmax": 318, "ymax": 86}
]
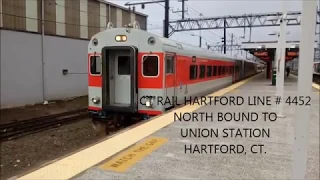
[{"xmin": 0, "ymin": 108, "xmax": 88, "ymax": 142}]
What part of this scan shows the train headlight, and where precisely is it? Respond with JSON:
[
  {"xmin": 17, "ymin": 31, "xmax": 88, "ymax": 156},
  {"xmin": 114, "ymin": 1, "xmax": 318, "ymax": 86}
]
[
  {"xmin": 91, "ymin": 97, "xmax": 100, "ymax": 104},
  {"xmin": 115, "ymin": 35, "xmax": 127, "ymax": 42},
  {"xmin": 145, "ymin": 97, "xmax": 154, "ymax": 108}
]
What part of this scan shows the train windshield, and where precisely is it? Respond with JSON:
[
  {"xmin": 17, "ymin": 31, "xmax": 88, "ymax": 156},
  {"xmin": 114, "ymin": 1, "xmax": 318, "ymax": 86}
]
[{"xmin": 90, "ymin": 56, "xmax": 101, "ymax": 75}]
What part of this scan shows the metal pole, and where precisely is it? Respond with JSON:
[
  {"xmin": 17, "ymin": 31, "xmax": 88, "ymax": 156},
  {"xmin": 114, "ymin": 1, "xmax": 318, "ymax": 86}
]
[
  {"xmin": 0, "ymin": 0, "xmax": 2, "ymax": 28},
  {"xmin": 108, "ymin": 5, "xmax": 111, "ymax": 22},
  {"xmin": 199, "ymin": 14, "xmax": 203, "ymax": 48},
  {"xmin": 199, "ymin": 30, "xmax": 202, "ymax": 47},
  {"xmin": 276, "ymin": 33, "xmax": 280, "ymax": 87},
  {"xmin": 318, "ymin": 0, "xmax": 320, "ymax": 61},
  {"xmin": 231, "ymin": 33, "xmax": 234, "ymax": 56},
  {"xmin": 249, "ymin": 27, "xmax": 252, "ymax": 42},
  {"xmin": 41, "ymin": 0, "xmax": 47, "ymax": 104},
  {"xmin": 276, "ymin": 0, "xmax": 287, "ymax": 118},
  {"xmin": 291, "ymin": 0, "xmax": 317, "ymax": 179},
  {"xmin": 181, "ymin": 0, "xmax": 185, "ymax": 19},
  {"xmin": 223, "ymin": 19, "xmax": 226, "ymax": 54},
  {"xmin": 164, "ymin": 0, "xmax": 169, "ymax": 38}
]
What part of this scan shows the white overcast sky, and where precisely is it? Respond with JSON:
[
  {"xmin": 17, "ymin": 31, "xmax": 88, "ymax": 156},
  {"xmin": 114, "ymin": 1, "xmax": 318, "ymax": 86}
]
[{"xmin": 109, "ymin": 0, "xmax": 319, "ymax": 57}]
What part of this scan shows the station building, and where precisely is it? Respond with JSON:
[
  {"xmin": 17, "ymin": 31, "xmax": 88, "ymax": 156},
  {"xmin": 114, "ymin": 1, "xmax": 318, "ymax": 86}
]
[{"xmin": 0, "ymin": 0, "xmax": 147, "ymax": 108}]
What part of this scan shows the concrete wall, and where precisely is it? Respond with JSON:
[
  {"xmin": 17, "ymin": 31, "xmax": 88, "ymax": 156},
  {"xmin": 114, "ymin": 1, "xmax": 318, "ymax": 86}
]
[
  {"xmin": 0, "ymin": 0, "xmax": 148, "ymax": 39},
  {"xmin": 0, "ymin": 29, "xmax": 88, "ymax": 109}
]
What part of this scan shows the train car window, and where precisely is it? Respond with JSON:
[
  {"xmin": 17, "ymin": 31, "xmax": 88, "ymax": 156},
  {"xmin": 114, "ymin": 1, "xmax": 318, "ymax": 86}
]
[
  {"xmin": 218, "ymin": 66, "xmax": 221, "ymax": 76},
  {"xmin": 207, "ymin": 66, "xmax": 212, "ymax": 77},
  {"xmin": 199, "ymin": 65, "xmax": 205, "ymax": 78},
  {"xmin": 189, "ymin": 65, "xmax": 198, "ymax": 80},
  {"xmin": 118, "ymin": 56, "xmax": 130, "ymax": 75},
  {"xmin": 165, "ymin": 55, "xmax": 174, "ymax": 74},
  {"xmin": 213, "ymin": 66, "xmax": 217, "ymax": 76},
  {"xmin": 90, "ymin": 56, "xmax": 101, "ymax": 75},
  {"xmin": 143, "ymin": 56, "xmax": 159, "ymax": 77}
]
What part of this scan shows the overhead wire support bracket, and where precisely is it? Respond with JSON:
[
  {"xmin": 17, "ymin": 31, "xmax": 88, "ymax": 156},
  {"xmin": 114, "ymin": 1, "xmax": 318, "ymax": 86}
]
[{"xmin": 168, "ymin": 10, "xmax": 320, "ymax": 37}]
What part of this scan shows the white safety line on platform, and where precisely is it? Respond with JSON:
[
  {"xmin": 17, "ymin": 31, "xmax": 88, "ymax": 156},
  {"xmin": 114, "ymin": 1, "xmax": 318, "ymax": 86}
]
[{"xmin": 17, "ymin": 74, "xmax": 258, "ymax": 180}]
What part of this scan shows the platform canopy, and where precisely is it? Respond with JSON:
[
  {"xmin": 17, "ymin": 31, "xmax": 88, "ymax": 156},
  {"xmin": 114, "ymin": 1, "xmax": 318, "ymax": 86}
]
[{"xmin": 241, "ymin": 40, "xmax": 318, "ymax": 62}]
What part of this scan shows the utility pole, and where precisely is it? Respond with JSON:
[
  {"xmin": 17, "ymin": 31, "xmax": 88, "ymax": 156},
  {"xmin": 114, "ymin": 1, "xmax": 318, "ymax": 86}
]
[
  {"xmin": 223, "ymin": 18, "xmax": 227, "ymax": 54},
  {"xmin": 124, "ymin": 0, "xmax": 170, "ymax": 38},
  {"xmin": 199, "ymin": 13, "xmax": 203, "ymax": 48},
  {"xmin": 276, "ymin": 0, "xmax": 287, "ymax": 118},
  {"xmin": 318, "ymin": 0, "xmax": 320, "ymax": 62},
  {"xmin": 164, "ymin": 0, "xmax": 169, "ymax": 37},
  {"xmin": 173, "ymin": 0, "xmax": 188, "ymax": 19},
  {"xmin": 230, "ymin": 33, "xmax": 235, "ymax": 56}
]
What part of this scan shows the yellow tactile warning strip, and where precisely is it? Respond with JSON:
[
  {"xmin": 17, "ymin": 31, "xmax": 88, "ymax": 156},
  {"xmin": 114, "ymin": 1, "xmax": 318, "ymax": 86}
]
[
  {"xmin": 17, "ymin": 75, "xmax": 256, "ymax": 180},
  {"xmin": 99, "ymin": 136, "xmax": 168, "ymax": 172},
  {"xmin": 230, "ymin": 89, "xmax": 240, "ymax": 94}
]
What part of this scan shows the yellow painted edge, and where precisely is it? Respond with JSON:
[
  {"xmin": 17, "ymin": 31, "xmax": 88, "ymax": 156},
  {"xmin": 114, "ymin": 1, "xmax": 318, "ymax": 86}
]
[
  {"xmin": 99, "ymin": 136, "xmax": 168, "ymax": 172},
  {"xmin": 312, "ymin": 83, "xmax": 320, "ymax": 90},
  {"xmin": 291, "ymin": 73, "xmax": 320, "ymax": 90},
  {"xmin": 17, "ymin": 74, "xmax": 257, "ymax": 180}
]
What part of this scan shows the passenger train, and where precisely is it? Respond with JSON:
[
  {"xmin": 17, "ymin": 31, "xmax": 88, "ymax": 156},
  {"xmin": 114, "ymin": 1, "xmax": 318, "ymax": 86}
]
[{"xmin": 87, "ymin": 24, "xmax": 261, "ymax": 130}]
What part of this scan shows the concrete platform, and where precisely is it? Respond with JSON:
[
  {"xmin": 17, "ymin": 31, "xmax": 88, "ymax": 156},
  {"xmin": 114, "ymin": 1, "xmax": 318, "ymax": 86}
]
[{"xmin": 73, "ymin": 73, "xmax": 320, "ymax": 180}]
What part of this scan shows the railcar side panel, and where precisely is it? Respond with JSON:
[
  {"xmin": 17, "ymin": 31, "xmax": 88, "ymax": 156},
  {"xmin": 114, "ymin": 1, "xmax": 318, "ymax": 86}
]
[
  {"xmin": 88, "ymin": 53, "xmax": 102, "ymax": 111},
  {"xmin": 162, "ymin": 54, "xmax": 234, "ymax": 109},
  {"xmin": 137, "ymin": 52, "xmax": 164, "ymax": 115}
]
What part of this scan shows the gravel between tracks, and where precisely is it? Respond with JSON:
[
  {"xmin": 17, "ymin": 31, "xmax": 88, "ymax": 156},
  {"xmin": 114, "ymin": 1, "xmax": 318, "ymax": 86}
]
[
  {"xmin": 0, "ymin": 96, "xmax": 103, "ymax": 179},
  {"xmin": 0, "ymin": 118, "xmax": 102, "ymax": 180}
]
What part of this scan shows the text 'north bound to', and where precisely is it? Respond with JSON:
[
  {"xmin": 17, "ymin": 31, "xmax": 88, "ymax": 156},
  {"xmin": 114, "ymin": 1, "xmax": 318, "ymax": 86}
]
[{"xmin": 174, "ymin": 112, "xmax": 277, "ymax": 122}]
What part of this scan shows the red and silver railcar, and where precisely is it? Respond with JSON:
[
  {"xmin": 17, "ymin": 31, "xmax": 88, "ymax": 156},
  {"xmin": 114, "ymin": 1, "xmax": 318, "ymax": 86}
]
[{"xmin": 88, "ymin": 27, "xmax": 259, "ymax": 122}]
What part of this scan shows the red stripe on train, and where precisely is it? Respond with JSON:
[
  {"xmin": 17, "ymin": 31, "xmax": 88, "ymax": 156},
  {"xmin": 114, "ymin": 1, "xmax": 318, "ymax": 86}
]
[
  {"xmin": 88, "ymin": 52, "xmax": 235, "ymax": 88},
  {"xmin": 88, "ymin": 106, "xmax": 102, "ymax": 111}
]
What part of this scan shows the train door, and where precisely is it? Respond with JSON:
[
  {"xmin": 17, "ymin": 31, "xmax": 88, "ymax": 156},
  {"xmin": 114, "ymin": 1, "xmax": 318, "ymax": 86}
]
[
  {"xmin": 102, "ymin": 46, "xmax": 137, "ymax": 113},
  {"xmin": 165, "ymin": 52, "xmax": 176, "ymax": 108}
]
